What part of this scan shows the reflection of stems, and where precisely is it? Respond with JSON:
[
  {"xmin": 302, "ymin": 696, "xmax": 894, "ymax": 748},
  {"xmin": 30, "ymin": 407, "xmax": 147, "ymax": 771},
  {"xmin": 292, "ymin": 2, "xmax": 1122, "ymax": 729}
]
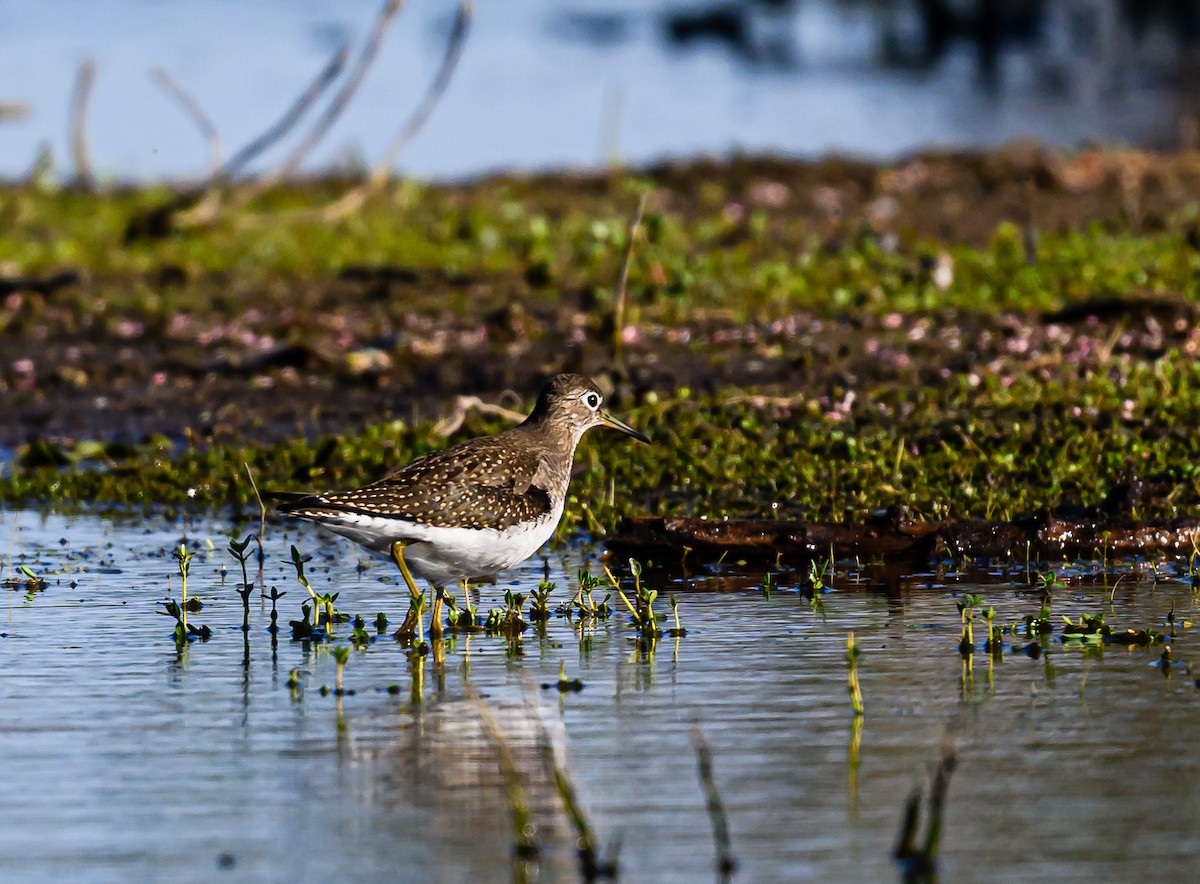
[
  {"xmin": 894, "ymin": 739, "xmax": 957, "ymax": 879},
  {"xmin": 410, "ymin": 653, "xmax": 425, "ymax": 706},
  {"xmin": 848, "ymin": 713, "xmax": 863, "ymax": 820},
  {"xmin": 538, "ymin": 732, "xmax": 599, "ymax": 877},
  {"xmin": 471, "ymin": 691, "xmax": 539, "ymax": 861},
  {"xmin": 691, "ymin": 723, "xmax": 737, "ymax": 878},
  {"xmin": 846, "ymin": 631, "xmax": 864, "ymax": 716}
]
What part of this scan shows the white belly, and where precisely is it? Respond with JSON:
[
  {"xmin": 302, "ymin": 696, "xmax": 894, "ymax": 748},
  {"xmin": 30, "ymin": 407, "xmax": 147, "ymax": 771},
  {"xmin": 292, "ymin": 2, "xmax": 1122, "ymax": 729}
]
[{"xmin": 314, "ymin": 500, "xmax": 564, "ymax": 587}]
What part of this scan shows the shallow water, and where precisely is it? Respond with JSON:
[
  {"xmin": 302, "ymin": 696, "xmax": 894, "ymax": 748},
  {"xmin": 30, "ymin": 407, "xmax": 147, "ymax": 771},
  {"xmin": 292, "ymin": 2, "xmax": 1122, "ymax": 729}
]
[{"xmin": 3, "ymin": 508, "xmax": 1200, "ymax": 882}]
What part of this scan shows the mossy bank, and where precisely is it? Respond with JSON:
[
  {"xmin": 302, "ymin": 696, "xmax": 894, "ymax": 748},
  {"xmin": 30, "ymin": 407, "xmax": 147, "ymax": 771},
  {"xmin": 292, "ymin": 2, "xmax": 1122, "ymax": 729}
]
[{"xmin": 4, "ymin": 146, "xmax": 1200, "ymax": 527}]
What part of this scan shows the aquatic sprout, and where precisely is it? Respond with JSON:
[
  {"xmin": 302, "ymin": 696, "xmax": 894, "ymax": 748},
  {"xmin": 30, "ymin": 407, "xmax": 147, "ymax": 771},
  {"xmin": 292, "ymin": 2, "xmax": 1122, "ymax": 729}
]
[
  {"xmin": 528, "ymin": 577, "xmax": 555, "ymax": 622},
  {"xmin": 760, "ymin": 571, "xmax": 773, "ymax": 600},
  {"xmin": 330, "ymin": 645, "xmax": 352, "ymax": 695},
  {"xmin": 229, "ymin": 535, "xmax": 255, "ymax": 632},
  {"xmin": 171, "ymin": 543, "xmax": 196, "ymax": 631},
  {"xmin": 956, "ymin": 593, "xmax": 982, "ymax": 655},
  {"xmin": 1060, "ymin": 612, "xmax": 1110, "ymax": 643},
  {"xmin": 846, "ymin": 631, "xmax": 864, "ymax": 716},
  {"xmin": 374, "ymin": 612, "xmax": 388, "ymax": 634},
  {"xmin": 289, "ymin": 603, "xmax": 316, "ymax": 640},
  {"xmin": 983, "ymin": 606, "xmax": 1003, "ymax": 656},
  {"xmin": 350, "ymin": 617, "xmax": 371, "ymax": 648},
  {"xmin": 668, "ymin": 593, "xmax": 688, "ymax": 637},
  {"xmin": 615, "ymin": 558, "xmax": 662, "ymax": 638},
  {"xmin": 542, "ymin": 660, "xmax": 584, "ymax": 693},
  {"xmin": 266, "ymin": 587, "xmax": 286, "ymax": 634},
  {"xmin": 158, "ymin": 598, "xmax": 212, "ymax": 645}
]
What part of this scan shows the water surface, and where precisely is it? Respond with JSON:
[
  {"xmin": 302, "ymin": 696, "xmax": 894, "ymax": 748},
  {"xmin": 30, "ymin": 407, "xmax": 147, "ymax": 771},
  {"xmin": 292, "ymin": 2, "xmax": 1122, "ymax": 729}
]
[{"xmin": 2, "ymin": 509, "xmax": 1200, "ymax": 882}]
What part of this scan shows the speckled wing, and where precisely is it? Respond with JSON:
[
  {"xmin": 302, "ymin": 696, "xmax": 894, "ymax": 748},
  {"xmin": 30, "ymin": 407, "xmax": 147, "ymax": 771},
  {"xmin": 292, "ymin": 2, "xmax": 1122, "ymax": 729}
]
[{"xmin": 276, "ymin": 437, "xmax": 554, "ymax": 531}]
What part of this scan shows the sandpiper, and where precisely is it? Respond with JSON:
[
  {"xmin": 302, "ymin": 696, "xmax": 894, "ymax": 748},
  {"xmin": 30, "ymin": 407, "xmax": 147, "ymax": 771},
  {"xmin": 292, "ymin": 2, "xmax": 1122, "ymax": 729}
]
[{"xmin": 272, "ymin": 373, "xmax": 650, "ymax": 637}]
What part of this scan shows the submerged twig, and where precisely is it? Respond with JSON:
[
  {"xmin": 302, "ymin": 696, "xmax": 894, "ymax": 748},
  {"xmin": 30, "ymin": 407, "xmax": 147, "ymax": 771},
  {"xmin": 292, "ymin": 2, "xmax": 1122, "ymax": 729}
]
[{"xmin": 69, "ymin": 57, "xmax": 97, "ymax": 190}]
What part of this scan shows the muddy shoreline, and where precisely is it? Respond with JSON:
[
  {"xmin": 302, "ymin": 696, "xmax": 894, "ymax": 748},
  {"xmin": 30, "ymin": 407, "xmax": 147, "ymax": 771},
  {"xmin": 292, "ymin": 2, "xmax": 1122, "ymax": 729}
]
[{"xmin": 4, "ymin": 148, "xmax": 1200, "ymax": 528}]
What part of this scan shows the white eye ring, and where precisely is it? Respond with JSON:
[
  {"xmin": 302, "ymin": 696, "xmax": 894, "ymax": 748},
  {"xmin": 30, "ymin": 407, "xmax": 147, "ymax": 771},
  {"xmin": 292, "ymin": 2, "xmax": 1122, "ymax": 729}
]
[{"xmin": 583, "ymin": 392, "xmax": 601, "ymax": 409}]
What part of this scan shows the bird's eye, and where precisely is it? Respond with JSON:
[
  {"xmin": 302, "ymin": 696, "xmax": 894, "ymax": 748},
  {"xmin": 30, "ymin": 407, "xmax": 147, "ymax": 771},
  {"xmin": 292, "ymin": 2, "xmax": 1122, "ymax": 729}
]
[{"xmin": 584, "ymin": 392, "xmax": 601, "ymax": 409}]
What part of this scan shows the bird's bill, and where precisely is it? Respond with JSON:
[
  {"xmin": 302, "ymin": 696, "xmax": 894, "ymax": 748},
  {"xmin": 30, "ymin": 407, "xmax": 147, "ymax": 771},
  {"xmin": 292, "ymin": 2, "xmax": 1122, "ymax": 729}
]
[{"xmin": 599, "ymin": 410, "xmax": 651, "ymax": 444}]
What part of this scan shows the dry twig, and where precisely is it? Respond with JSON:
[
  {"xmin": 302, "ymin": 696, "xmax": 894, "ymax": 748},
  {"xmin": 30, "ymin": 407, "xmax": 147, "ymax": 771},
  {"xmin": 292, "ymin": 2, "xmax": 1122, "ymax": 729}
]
[
  {"xmin": 150, "ymin": 67, "xmax": 223, "ymax": 177},
  {"xmin": 320, "ymin": 0, "xmax": 473, "ymax": 221},
  {"xmin": 69, "ymin": 58, "xmax": 97, "ymax": 190}
]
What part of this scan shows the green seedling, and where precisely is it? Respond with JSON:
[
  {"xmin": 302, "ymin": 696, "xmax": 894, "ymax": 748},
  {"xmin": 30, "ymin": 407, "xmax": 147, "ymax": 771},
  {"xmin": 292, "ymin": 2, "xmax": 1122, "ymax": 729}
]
[
  {"xmin": 158, "ymin": 598, "xmax": 212, "ymax": 644},
  {"xmin": 374, "ymin": 612, "xmax": 388, "ymax": 634},
  {"xmin": 266, "ymin": 587, "xmax": 286, "ymax": 634},
  {"xmin": 330, "ymin": 645, "xmax": 352, "ymax": 695},
  {"xmin": 1060, "ymin": 612, "xmax": 1110, "ymax": 643},
  {"xmin": 760, "ymin": 571, "xmax": 773, "ymax": 600},
  {"xmin": 983, "ymin": 606, "xmax": 1003, "ymax": 655},
  {"xmin": 846, "ymin": 631, "xmax": 864, "ymax": 716},
  {"xmin": 956, "ymin": 593, "xmax": 982, "ymax": 655},
  {"xmin": 529, "ymin": 578, "xmax": 555, "ymax": 621},
  {"xmin": 408, "ymin": 592, "xmax": 429, "ymax": 652},
  {"xmin": 593, "ymin": 592, "xmax": 613, "ymax": 619},
  {"xmin": 18, "ymin": 564, "xmax": 45, "ymax": 590},
  {"xmin": 543, "ymin": 660, "xmax": 584, "ymax": 693},
  {"xmin": 286, "ymin": 667, "xmax": 305, "ymax": 701},
  {"xmin": 669, "ymin": 593, "xmax": 688, "ymax": 637},
  {"xmin": 171, "ymin": 543, "xmax": 196, "ymax": 631},
  {"xmin": 289, "ymin": 603, "xmax": 316, "ymax": 640},
  {"xmin": 289, "ymin": 545, "xmax": 317, "ymax": 601},
  {"xmin": 314, "ymin": 590, "xmax": 345, "ymax": 631},
  {"xmin": 350, "ymin": 618, "xmax": 371, "ymax": 648},
  {"xmin": 616, "ymin": 559, "xmax": 663, "ymax": 638},
  {"xmin": 574, "ymin": 567, "xmax": 604, "ymax": 616}
]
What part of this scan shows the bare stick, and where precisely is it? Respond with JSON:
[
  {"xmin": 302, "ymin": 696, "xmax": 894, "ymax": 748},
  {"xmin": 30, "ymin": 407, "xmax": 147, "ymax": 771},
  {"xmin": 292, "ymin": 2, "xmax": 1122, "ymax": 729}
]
[
  {"xmin": 151, "ymin": 67, "xmax": 223, "ymax": 178},
  {"xmin": 432, "ymin": 394, "xmax": 527, "ymax": 438},
  {"xmin": 243, "ymin": 461, "xmax": 267, "ymax": 594},
  {"xmin": 69, "ymin": 58, "xmax": 97, "ymax": 190},
  {"xmin": 320, "ymin": 0, "xmax": 473, "ymax": 221},
  {"xmin": 223, "ymin": 42, "xmax": 351, "ymax": 179},
  {"xmin": 611, "ymin": 192, "xmax": 648, "ymax": 360},
  {"xmin": 258, "ymin": 0, "xmax": 405, "ymax": 191}
]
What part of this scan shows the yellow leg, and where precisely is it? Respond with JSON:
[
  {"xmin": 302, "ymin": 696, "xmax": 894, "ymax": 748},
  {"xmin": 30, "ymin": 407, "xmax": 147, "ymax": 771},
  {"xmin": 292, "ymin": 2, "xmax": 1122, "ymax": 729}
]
[
  {"xmin": 391, "ymin": 540, "xmax": 424, "ymax": 638},
  {"xmin": 429, "ymin": 587, "xmax": 445, "ymax": 640}
]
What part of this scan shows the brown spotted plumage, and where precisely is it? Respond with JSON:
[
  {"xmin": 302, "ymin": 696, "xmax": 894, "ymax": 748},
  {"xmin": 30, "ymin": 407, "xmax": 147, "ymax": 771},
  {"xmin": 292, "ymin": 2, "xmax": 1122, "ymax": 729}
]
[{"xmin": 273, "ymin": 373, "xmax": 650, "ymax": 591}]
